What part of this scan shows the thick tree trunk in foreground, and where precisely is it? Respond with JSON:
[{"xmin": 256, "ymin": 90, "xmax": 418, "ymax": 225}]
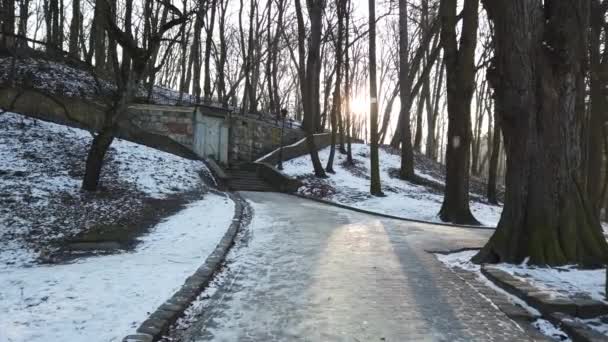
[
  {"xmin": 438, "ymin": 0, "xmax": 479, "ymax": 225},
  {"xmin": 474, "ymin": 0, "xmax": 608, "ymax": 266},
  {"xmin": 368, "ymin": 0, "xmax": 382, "ymax": 195}
]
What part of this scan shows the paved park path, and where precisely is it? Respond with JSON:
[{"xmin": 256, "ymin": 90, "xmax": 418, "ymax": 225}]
[{"xmin": 175, "ymin": 192, "xmax": 542, "ymax": 342}]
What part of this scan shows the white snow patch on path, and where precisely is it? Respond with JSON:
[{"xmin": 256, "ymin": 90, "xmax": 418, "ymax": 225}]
[{"xmin": 0, "ymin": 193, "xmax": 234, "ymax": 342}]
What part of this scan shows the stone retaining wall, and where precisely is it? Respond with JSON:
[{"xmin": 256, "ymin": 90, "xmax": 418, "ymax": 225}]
[
  {"xmin": 0, "ymin": 88, "xmax": 306, "ymax": 163},
  {"xmin": 129, "ymin": 104, "xmax": 195, "ymax": 148},
  {"xmin": 228, "ymin": 115, "xmax": 305, "ymax": 164}
]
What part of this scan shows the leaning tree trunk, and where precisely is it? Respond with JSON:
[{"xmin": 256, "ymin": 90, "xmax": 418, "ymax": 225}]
[
  {"xmin": 438, "ymin": 0, "xmax": 479, "ymax": 225},
  {"xmin": 82, "ymin": 126, "xmax": 116, "ymax": 191},
  {"xmin": 474, "ymin": 0, "xmax": 608, "ymax": 266}
]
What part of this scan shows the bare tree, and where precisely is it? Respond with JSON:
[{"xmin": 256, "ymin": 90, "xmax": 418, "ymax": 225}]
[
  {"xmin": 295, "ymin": 0, "xmax": 327, "ymax": 177},
  {"xmin": 437, "ymin": 0, "xmax": 479, "ymax": 225},
  {"xmin": 326, "ymin": 0, "xmax": 346, "ymax": 173},
  {"xmin": 368, "ymin": 0, "xmax": 382, "ymax": 195},
  {"xmin": 82, "ymin": 3, "xmax": 189, "ymax": 191}
]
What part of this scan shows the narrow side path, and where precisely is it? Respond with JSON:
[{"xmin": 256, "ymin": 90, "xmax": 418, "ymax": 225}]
[{"xmin": 176, "ymin": 192, "xmax": 536, "ymax": 342}]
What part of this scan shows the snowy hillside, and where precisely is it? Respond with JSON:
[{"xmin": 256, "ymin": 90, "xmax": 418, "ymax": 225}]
[
  {"xmin": 0, "ymin": 194, "xmax": 234, "ymax": 342},
  {"xmin": 0, "ymin": 56, "xmax": 197, "ymax": 105},
  {"xmin": 282, "ymin": 143, "xmax": 502, "ymax": 226},
  {"xmin": 0, "ymin": 111, "xmax": 212, "ymax": 266}
]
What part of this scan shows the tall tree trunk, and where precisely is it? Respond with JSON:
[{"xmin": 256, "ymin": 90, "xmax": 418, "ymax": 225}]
[
  {"xmin": 217, "ymin": 0, "xmax": 228, "ymax": 104},
  {"xmin": 413, "ymin": 92, "xmax": 424, "ymax": 152},
  {"xmin": 16, "ymin": 0, "xmax": 28, "ymax": 48},
  {"xmin": 203, "ymin": 0, "xmax": 217, "ymax": 101},
  {"xmin": 586, "ymin": 0, "xmax": 608, "ymax": 216},
  {"xmin": 426, "ymin": 61, "xmax": 443, "ymax": 161},
  {"xmin": 398, "ymin": 0, "xmax": 414, "ymax": 180},
  {"xmin": 368, "ymin": 0, "xmax": 382, "ymax": 195},
  {"xmin": 438, "ymin": 0, "xmax": 479, "ymax": 225},
  {"xmin": 271, "ymin": 0, "xmax": 284, "ymax": 113},
  {"xmin": 378, "ymin": 83, "xmax": 399, "ymax": 144},
  {"xmin": 471, "ymin": 79, "xmax": 486, "ymax": 176},
  {"xmin": 474, "ymin": 0, "xmax": 608, "ymax": 266},
  {"xmin": 68, "ymin": 0, "xmax": 80, "ymax": 57},
  {"xmin": 1, "ymin": 0, "xmax": 15, "ymax": 49},
  {"xmin": 345, "ymin": 0, "xmax": 353, "ymax": 165},
  {"xmin": 487, "ymin": 103, "xmax": 500, "ymax": 204},
  {"xmin": 326, "ymin": 0, "xmax": 345, "ymax": 173},
  {"xmin": 92, "ymin": 0, "xmax": 107, "ymax": 71},
  {"xmin": 297, "ymin": 0, "xmax": 326, "ymax": 178},
  {"xmin": 191, "ymin": 0, "xmax": 204, "ymax": 101},
  {"xmin": 265, "ymin": 0, "xmax": 275, "ymax": 115}
]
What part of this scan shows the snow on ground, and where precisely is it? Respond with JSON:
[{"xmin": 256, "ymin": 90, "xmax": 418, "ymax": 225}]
[
  {"xmin": 436, "ymin": 250, "xmax": 572, "ymax": 341},
  {"xmin": 437, "ymin": 250, "xmax": 607, "ymax": 305},
  {"xmin": 0, "ymin": 193, "xmax": 234, "ymax": 342},
  {"xmin": 0, "ymin": 56, "xmax": 193, "ymax": 105},
  {"xmin": 532, "ymin": 318, "xmax": 572, "ymax": 341},
  {"xmin": 0, "ymin": 111, "xmax": 211, "ymax": 266},
  {"xmin": 494, "ymin": 263, "xmax": 606, "ymax": 303},
  {"xmin": 281, "ymin": 143, "xmax": 502, "ymax": 226}
]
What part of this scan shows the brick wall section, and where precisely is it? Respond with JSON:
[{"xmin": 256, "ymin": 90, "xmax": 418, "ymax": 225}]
[{"xmin": 129, "ymin": 105, "xmax": 195, "ymax": 148}]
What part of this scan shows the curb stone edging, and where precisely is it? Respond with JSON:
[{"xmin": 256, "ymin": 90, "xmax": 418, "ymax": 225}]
[
  {"xmin": 481, "ymin": 265, "xmax": 608, "ymax": 342},
  {"xmin": 290, "ymin": 193, "xmax": 495, "ymax": 230},
  {"xmin": 122, "ymin": 191, "xmax": 248, "ymax": 342},
  {"xmin": 548, "ymin": 312, "xmax": 608, "ymax": 342}
]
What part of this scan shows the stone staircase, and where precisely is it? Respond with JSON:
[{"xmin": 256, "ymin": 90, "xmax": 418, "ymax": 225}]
[{"xmin": 226, "ymin": 167, "xmax": 276, "ymax": 192}]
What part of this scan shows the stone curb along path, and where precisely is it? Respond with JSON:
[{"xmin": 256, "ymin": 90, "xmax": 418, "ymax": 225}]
[
  {"xmin": 290, "ymin": 193, "xmax": 496, "ymax": 230},
  {"xmin": 482, "ymin": 265, "xmax": 608, "ymax": 342},
  {"xmin": 122, "ymin": 191, "xmax": 249, "ymax": 342}
]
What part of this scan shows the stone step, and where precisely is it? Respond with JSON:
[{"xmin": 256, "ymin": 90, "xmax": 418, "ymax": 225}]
[
  {"xmin": 225, "ymin": 167, "xmax": 276, "ymax": 192},
  {"xmin": 228, "ymin": 184, "xmax": 274, "ymax": 192}
]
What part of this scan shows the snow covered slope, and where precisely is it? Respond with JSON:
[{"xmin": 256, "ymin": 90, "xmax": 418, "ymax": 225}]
[
  {"xmin": 0, "ymin": 193, "xmax": 234, "ymax": 342},
  {"xmin": 0, "ymin": 111, "xmax": 237, "ymax": 342},
  {"xmin": 281, "ymin": 143, "xmax": 502, "ymax": 226},
  {"xmin": 0, "ymin": 111, "xmax": 211, "ymax": 266}
]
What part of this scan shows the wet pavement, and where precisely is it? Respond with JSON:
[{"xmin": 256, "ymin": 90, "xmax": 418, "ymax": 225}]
[{"xmin": 175, "ymin": 192, "xmax": 540, "ymax": 342}]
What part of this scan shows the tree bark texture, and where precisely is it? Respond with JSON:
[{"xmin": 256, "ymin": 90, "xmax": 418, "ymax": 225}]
[{"xmin": 474, "ymin": 0, "xmax": 608, "ymax": 266}]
